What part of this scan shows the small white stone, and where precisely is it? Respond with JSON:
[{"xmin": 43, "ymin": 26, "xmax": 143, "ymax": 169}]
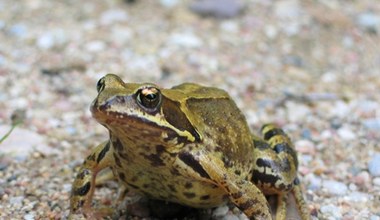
[
  {"xmin": 373, "ymin": 177, "xmax": 380, "ymax": 186},
  {"xmin": 346, "ymin": 191, "xmax": 369, "ymax": 202},
  {"xmin": 23, "ymin": 213, "xmax": 35, "ymax": 220},
  {"xmin": 368, "ymin": 154, "xmax": 380, "ymax": 177},
  {"xmin": 159, "ymin": 0, "xmax": 179, "ymax": 8},
  {"xmin": 357, "ymin": 12, "xmax": 380, "ymax": 32},
  {"xmin": 286, "ymin": 102, "xmax": 311, "ymax": 123},
  {"xmin": 320, "ymin": 129, "xmax": 333, "ymax": 140},
  {"xmin": 100, "ymin": 9, "xmax": 128, "ymax": 25},
  {"xmin": 168, "ymin": 32, "xmax": 203, "ymax": 48},
  {"xmin": 222, "ymin": 214, "xmax": 240, "ymax": 220},
  {"xmin": 85, "ymin": 40, "xmax": 106, "ymax": 52},
  {"xmin": 264, "ymin": 25, "xmax": 278, "ymax": 39},
  {"xmin": 63, "ymin": 183, "xmax": 72, "ymax": 192},
  {"xmin": 220, "ymin": 21, "xmax": 239, "ymax": 33},
  {"xmin": 329, "ymin": 101, "xmax": 350, "ymax": 118},
  {"xmin": 213, "ymin": 205, "xmax": 229, "ymax": 217},
  {"xmin": 305, "ymin": 174, "xmax": 322, "ymax": 190},
  {"xmin": 320, "ymin": 204, "xmax": 342, "ymax": 218},
  {"xmin": 238, "ymin": 213, "xmax": 249, "ymax": 220},
  {"xmin": 370, "ymin": 215, "xmax": 380, "ymax": 220},
  {"xmin": 363, "ymin": 118, "xmax": 380, "ymax": 131},
  {"xmin": 322, "ymin": 180, "xmax": 348, "ymax": 195},
  {"xmin": 321, "ymin": 71, "xmax": 338, "ymax": 83},
  {"xmin": 36, "ymin": 29, "xmax": 67, "ymax": 49},
  {"xmin": 337, "ymin": 127, "xmax": 356, "ymax": 141},
  {"xmin": 348, "ymin": 183, "xmax": 357, "ymax": 191},
  {"xmin": 295, "ymin": 139, "xmax": 315, "ymax": 154},
  {"xmin": 10, "ymin": 196, "xmax": 24, "ymax": 206},
  {"xmin": 274, "ymin": 0, "xmax": 301, "ymax": 19}
]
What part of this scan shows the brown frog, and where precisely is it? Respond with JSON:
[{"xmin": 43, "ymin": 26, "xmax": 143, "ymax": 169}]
[{"xmin": 70, "ymin": 74, "xmax": 310, "ymax": 220}]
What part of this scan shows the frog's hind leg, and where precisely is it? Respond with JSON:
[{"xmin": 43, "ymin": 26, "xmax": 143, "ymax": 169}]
[
  {"xmin": 251, "ymin": 124, "xmax": 309, "ymax": 220},
  {"xmin": 196, "ymin": 153, "xmax": 272, "ymax": 220},
  {"xmin": 70, "ymin": 141, "xmax": 114, "ymax": 218}
]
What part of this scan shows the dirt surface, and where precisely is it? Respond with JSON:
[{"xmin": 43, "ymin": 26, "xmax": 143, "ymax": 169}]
[{"xmin": 0, "ymin": 0, "xmax": 380, "ymax": 219}]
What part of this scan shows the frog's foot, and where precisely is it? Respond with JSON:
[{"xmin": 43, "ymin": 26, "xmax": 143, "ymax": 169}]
[
  {"xmin": 70, "ymin": 168, "xmax": 95, "ymax": 214},
  {"xmin": 292, "ymin": 179, "xmax": 310, "ymax": 220},
  {"xmin": 70, "ymin": 141, "xmax": 114, "ymax": 217}
]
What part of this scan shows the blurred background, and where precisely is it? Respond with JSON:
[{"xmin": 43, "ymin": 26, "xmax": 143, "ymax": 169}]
[{"xmin": 0, "ymin": 0, "xmax": 379, "ymax": 219}]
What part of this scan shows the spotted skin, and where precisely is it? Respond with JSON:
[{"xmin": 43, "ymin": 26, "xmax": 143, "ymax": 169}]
[{"xmin": 69, "ymin": 74, "xmax": 310, "ymax": 220}]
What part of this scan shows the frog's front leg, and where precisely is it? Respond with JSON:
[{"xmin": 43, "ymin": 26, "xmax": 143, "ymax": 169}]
[
  {"xmin": 70, "ymin": 141, "xmax": 113, "ymax": 218},
  {"xmin": 251, "ymin": 124, "xmax": 309, "ymax": 220},
  {"xmin": 194, "ymin": 153, "xmax": 271, "ymax": 220}
]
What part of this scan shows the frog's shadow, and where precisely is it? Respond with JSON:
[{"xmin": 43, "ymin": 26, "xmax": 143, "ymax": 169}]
[{"xmin": 122, "ymin": 193, "xmax": 302, "ymax": 220}]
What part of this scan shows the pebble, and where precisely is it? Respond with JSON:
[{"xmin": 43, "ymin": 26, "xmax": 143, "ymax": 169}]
[
  {"xmin": 305, "ymin": 174, "xmax": 322, "ymax": 190},
  {"xmin": 295, "ymin": 139, "xmax": 315, "ymax": 154},
  {"xmin": 63, "ymin": 183, "xmax": 72, "ymax": 192},
  {"xmin": 321, "ymin": 71, "xmax": 338, "ymax": 83},
  {"xmin": 100, "ymin": 9, "xmax": 128, "ymax": 25},
  {"xmin": 9, "ymin": 196, "xmax": 24, "ymax": 206},
  {"xmin": 363, "ymin": 118, "xmax": 380, "ymax": 131},
  {"xmin": 189, "ymin": 0, "xmax": 244, "ymax": 19},
  {"xmin": 368, "ymin": 154, "xmax": 380, "ymax": 177},
  {"xmin": 212, "ymin": 205, "xmax": 229, "ymax": 217},
  {"xmin": 322, "ymin": 180, "xmax": 348, "ymax": 195},
  {"xmin": 274, "ymin": 0, "xmax": 301, "ymax": 19},
  {"xmin": 0, "ymin": 126, "xmax": 59, "ymax": 159},
  {"xmin": 337, "ymin": 127, "xmax": 356, "ymax": 141},
  {"xmin": 371, "ymin": 215, "xmax": 380, "ymax": 220},
  {"xmin": 352, "ymin": 171, "xmax": 371, "ymax": 187},
  {"xmin": 220, "ymin": 21, "xmax": 239, "ymax": 33},
  {"xmin": 329, "ymin": 101, "xmax": 350, "ymax": 118},
  {"xmin": 168, "ymin": 32, "xmax": 203, "ymax": 48},
  {"xmin": 159, "ymin": 0, "xmax": 179, "ymax": 8},
  {"xmin": 346, "ymin": 191, "xmax": 369, "ymax": 203},
  {"xmin": 285, "ymin": 102, "xmax": 310, "ymax": 123},
  {"xmin": 356, "ymin": 12, "xmax": 380, "ymax": 33},
  {"xmin": 222, "ymin": 214, "xmax": 239, "ymax": 220},
  {"xmin": 264, "ymin": 25, "xmax": 278, "ymax": 39},
  {"xmin": 85, "ymin": 40, "xmax": 106, "ymax": 52},
  {"xmin": 300, "ymin": 128, "xmax": 312, "ymax": 140},
  {"xmin": 36, "ymin": 29, "xmax": 67, "ymax": 50},
  {"xmin": 373, "ymin": 177, "xmax": 380, "ymax": 186},
  {"xmin": 23, "ymin": 214, "xmax": 35, "ymax": 220},
  {"xmin": 320, "ymin": 204, "xmax": 342, "ymax": 218},
  {"xmin": 9, "ymin": 23, "xmax": 28, "ymax": 38},
  {"xmin": 320, "ymin": 129, "xmax": 333, "ymax": 140}
]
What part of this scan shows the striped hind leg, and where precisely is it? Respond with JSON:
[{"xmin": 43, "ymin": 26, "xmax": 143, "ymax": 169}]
[{"xmin": 251, "ymin": 124, "xmax": 309, "ymax": 220}]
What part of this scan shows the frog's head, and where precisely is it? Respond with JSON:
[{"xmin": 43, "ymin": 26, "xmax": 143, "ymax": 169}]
[{"xmin": 91, "ymin": 74, "xmax": 200, "ymax": 144}]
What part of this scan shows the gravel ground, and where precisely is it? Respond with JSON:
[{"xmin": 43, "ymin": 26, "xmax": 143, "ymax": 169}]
[{"xmin": 1, "ymin": 0, "xmax": 380, "ymax": 219}]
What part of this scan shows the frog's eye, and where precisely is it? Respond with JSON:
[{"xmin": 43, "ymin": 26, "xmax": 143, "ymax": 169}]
[
  {"xmin": 96, "ymin": 77, "xmax": 105, "ymax": 93},
  {"xmin": 136, "ymin": 87, "xmax": 161, "ymax": 109}
]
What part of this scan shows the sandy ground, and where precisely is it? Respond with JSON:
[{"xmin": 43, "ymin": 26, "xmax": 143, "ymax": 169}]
[{"xmin": 0, "ymin": 0, "xmax": 380, "ymax": 219}]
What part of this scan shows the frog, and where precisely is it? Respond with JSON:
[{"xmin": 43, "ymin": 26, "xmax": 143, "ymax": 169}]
[{"xmin": 70, "ymin": 74, "xmax": 310, "ymax": 220}]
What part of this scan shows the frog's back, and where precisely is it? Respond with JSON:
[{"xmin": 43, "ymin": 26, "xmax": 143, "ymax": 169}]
[{"xmin": 170, "ymin": 83, "xmax": 255, "ymax": 173}]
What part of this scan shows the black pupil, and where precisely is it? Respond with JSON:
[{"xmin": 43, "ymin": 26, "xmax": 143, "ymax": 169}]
[{"xmin": 145, "ymin": 93, "xmax": 157, "ymax": 101}]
